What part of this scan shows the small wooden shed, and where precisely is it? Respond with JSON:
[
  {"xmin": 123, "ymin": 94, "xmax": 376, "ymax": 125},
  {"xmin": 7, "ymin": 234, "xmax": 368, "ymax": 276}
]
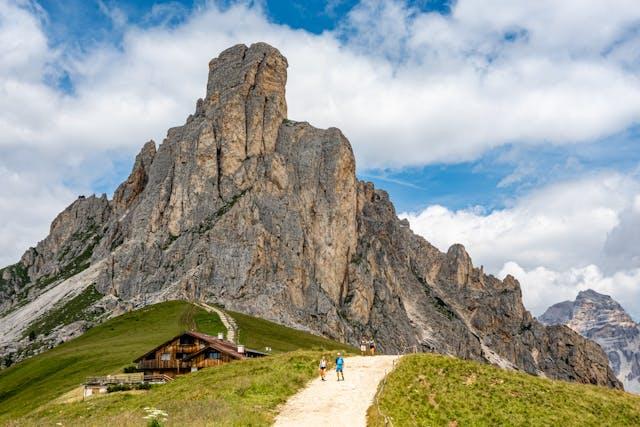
[{"xmin": 133, "ymin": 331, "xmax": 266, "ymax": 378}]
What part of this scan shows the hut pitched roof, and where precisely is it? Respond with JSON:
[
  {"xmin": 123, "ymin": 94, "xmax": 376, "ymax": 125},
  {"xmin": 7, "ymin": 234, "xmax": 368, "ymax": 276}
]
[{"xmin": 133, "ymin": 331, "xmax": 242, "ymax": 362}]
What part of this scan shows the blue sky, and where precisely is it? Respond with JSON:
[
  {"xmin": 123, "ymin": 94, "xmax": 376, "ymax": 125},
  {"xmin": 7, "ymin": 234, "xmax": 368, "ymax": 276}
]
[
  {"xmin": 39, "ymin": 1, "xmax": 453, "ymax": 43},
  {"xmin": 2, "ymin": 0, "xmax": 640, "ymax": 317}
]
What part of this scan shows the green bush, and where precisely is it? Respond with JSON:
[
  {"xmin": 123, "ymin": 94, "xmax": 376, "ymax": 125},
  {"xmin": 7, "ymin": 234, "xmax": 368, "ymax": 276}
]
[
  {"xmin": 2, "ymin": 355, "xmax": 13, "ymax": 368},
  {"xmin": 107, "ymin": 382, "xmax": 150, "ymax": 393},
  {"xmin": 107, "ymin": 384, "xmax": 132, "ymax": 393}
]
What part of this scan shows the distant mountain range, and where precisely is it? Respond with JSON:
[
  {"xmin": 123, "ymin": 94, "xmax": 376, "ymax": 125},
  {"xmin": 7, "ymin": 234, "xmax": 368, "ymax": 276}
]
[{"xmin": 540, "ymin": 289, "xmax": 640, "ymax": 393}]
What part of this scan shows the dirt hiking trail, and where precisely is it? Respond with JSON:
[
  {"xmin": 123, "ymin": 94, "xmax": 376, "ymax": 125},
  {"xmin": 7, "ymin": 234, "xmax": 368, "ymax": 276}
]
[
  {"xmin": 196, "ymin": 302, "xmax": 237, "ymax": 342},
  {"xmin": 274, "ymin": 355, "xmax": 399, "ymax": 427}
]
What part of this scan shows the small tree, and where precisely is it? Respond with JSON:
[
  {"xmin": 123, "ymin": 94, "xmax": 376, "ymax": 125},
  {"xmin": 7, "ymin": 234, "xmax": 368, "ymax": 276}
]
[
  {"xmin": 28, "ymin": 330, "xmax": 36, "ymax": 341},
  {"xmin": 3, "ymin": 354, "xmax": 13, "ymax": 368}
]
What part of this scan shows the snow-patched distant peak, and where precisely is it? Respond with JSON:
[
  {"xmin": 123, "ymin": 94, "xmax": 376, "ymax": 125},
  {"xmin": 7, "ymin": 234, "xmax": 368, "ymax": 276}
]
[
  {"xmin": 540, "ymin": 289, "xmax": 640, "ymax": 394},
  {"xmin": 572, "ymin": 290, "xmax": 637, "ymax": 332}
]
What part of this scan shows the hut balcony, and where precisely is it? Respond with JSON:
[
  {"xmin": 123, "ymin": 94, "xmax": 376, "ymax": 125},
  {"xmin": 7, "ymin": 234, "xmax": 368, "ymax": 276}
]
[{"xmin": 136, "ymin": 360, "xmax": 188, "ymax": 370}]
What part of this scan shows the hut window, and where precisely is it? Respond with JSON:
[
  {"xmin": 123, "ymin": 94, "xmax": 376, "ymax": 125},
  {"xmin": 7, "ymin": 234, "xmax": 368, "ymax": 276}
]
[
  {"xmin": 145, "ymin": 353, "xmax": 155, "ymax": 360},
  {"xmin": 180, "ymin": 335, "xmax": 195, "ymax": 345},
  {"xmin": 161, "ymin": 353, "xmax": 171, "ymax": 361},
  {"xmin": 207, "ymin": 351, "xmax": 220, "ymax": 360},
  {"xmin": 176, "ymin": 352, "xmax": 187, "ymax": 360}
]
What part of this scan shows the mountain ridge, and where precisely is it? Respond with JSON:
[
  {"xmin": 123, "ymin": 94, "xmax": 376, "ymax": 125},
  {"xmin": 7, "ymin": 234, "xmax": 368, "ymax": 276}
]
[{"xmin": 0, "ymin": 42, "xmax": 621, "ymax": 389}]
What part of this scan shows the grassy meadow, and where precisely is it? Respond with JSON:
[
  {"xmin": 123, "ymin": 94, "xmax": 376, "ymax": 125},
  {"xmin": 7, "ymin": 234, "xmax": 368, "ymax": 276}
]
[
  {"xmin": 368, "ymin": 353, "xmax": 640, "ymax": 426},
  {"xmin": 0, "ymin": 300, "xmax": 352, "ymax": 424}
]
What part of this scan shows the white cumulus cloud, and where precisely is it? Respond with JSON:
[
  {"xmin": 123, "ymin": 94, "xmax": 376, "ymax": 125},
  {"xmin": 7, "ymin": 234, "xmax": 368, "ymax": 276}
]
[
  {"xmin": 402, "ymin": 172, "xmax": 640, "ymax": 319},
  {"xmin": 499, "ymin": 262, "xmax": 640, "ymax": 323}
]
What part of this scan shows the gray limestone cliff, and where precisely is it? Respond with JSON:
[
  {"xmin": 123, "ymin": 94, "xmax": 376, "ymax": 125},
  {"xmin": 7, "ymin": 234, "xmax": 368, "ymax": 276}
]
[
  {"xmin": 541, "ymin": 289, "xmax": 640, "ymax": 393},
  {"xmin": 0, "ymin": 43, "xmax": 621, "ymax": 389}
]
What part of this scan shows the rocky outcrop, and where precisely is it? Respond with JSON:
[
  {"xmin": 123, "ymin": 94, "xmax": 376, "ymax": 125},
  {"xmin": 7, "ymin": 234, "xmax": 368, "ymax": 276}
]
[
  {"xmin": 113, "ymin": 140, "xmax": 156, "ymax": 214},
  {"xmin": 541, "ymin": 289, "xmax": 640, "ymax": 393},
  {"xmin": 0, "ymin": 43, "xmax": 621, "ymax": 388},
  {"xmin": 0, "ymin": 195, "xmax": 110, "ymax": 317}
]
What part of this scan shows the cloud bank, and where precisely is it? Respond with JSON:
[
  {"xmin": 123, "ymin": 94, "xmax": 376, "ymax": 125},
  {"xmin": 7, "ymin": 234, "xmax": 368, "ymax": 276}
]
[{"xmin": 3, "ymin": 0, "xmax": 640, "ymax": 163}]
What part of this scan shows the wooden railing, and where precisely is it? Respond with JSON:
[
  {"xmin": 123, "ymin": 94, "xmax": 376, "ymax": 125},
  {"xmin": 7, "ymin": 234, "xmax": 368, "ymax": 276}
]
[
  {"xmin": 144, "ymin": 374, "xmax": 173, "ymax": 383},
  {"xmin": 85, "ymin": 373, "xmax": 144, "ymax": 385},
  {"xmin": 85, "ymin": 373, "xmax": 173, "ymax": 386},
  {"xmin": 136, "ymin": 360, "xmax": 189, "ymax": 370},
  {"xmin": 174, "ymin": 344, "xmax": 202, "ymax": 353}
]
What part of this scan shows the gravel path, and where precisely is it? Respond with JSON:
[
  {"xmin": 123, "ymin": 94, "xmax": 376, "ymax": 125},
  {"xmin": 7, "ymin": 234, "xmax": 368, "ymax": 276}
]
[{"xmin": 274, "ymin": 355, "xmax": 399, "ymax": 427}]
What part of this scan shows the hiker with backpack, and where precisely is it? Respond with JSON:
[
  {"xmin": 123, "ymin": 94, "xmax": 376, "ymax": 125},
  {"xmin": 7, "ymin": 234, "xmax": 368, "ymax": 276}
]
[
  {"xmin": 319, "ymin": 356, "xmax": 327, "ymax": 381},
  {"xmin": 335, "ymin": 352, "xmax": 345, "ymax": 381}
]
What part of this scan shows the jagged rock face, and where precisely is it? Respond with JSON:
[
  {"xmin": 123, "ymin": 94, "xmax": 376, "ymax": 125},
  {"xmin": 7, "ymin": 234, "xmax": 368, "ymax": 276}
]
[
  {"xmin": 541, "ymin": 289, "xmax": 640, "ymax": 393},
  {"xmin": 0, "ymin": 43, "xmax": 621, "ymax": 388},
  {"xmin": 0, "ymin": 195, "xmax": 110, "ymax": 315}
]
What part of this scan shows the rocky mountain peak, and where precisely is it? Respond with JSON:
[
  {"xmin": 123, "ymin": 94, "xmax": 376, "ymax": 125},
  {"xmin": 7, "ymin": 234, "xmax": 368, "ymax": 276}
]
[
  {"xmin": 572, "ymin": 289, "xmax": 637, "ymax": 331},
  {"xmin": 576, "ymin": 289, "xmax": 619, "ymax": 305},
  {"xmin": 541, "ymin": 289, "xmax": 640, "ymax": 393},
  {"xmin": 201, "ymin": 43, "xmax": 288, "ymax": 173},
  {"xmin": 205, "ymin": 43, "xmax": 287, "ymax": 107},
  {"xmin": 538, "ymin": 300, "xmax": 574, "ymax": 325},
  {"xmin": 0, "ymin": 43, "xmax": 621, "ymax": 389},
  {"xmin": 577, "ymin": 289, "xmax": 605, "ymax": 299},
  {"xmin": 439, "ymin": 243, "xmax": 474, "ymax": 286}
]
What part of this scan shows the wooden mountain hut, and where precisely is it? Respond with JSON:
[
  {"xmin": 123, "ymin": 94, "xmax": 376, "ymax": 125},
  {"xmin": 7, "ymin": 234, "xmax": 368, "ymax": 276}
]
[{"xmin": 133, "ymin": 331, "xmax": 266, "ymax": 378}]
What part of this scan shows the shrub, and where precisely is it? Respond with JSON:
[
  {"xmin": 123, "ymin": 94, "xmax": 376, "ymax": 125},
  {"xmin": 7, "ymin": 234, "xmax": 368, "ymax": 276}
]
[
  {"xmin": 107, "ymin": 384, "xmax": 132, "ymax": 393},
  {"xmin": 2, "ymin": 355, "xmax": 13, "ymax": 368}
]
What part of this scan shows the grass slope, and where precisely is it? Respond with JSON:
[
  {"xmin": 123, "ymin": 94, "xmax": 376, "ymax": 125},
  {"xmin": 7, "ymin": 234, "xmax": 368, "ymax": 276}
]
[
  {"xmin": 0, "ymin": 301, "xmax": 211, "ymax": 421},
  {"xmin": 368, "ymin": 353, "xmax": 640, "ymax": 426},
  {"xmin": 0, "ymin": 300, "xmax": 352, "ymax": 424},
  {"xmin": 230, "ymin": 309, "xmax": 353, "ymax": 354},
  {"xmin": 15, "ymin": 351, "xmax": 324, "ymax": 426}
]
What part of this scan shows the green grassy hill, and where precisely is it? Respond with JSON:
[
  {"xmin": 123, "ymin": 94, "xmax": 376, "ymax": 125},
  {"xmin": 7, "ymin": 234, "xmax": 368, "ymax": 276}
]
[
  {"xmin": 14, "ymin": 351, "xmax": 325, "ymax": 426},
  {"xmin": 368, "ymin": 353, "xmax": 640, "ymax": 426},
  {"xmin": 230, "ymin": 309, "xmax": 349, "ymax": 354},
  {"xmin": 0, "ymin": 300, "xmax": 352, "ymax": 423}
]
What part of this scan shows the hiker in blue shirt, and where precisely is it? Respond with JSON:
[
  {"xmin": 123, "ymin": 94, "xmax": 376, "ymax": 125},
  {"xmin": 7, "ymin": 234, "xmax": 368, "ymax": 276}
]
[{"xmin": 335, "ymin": 352, "xmax": 344, "ymax": 381}]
